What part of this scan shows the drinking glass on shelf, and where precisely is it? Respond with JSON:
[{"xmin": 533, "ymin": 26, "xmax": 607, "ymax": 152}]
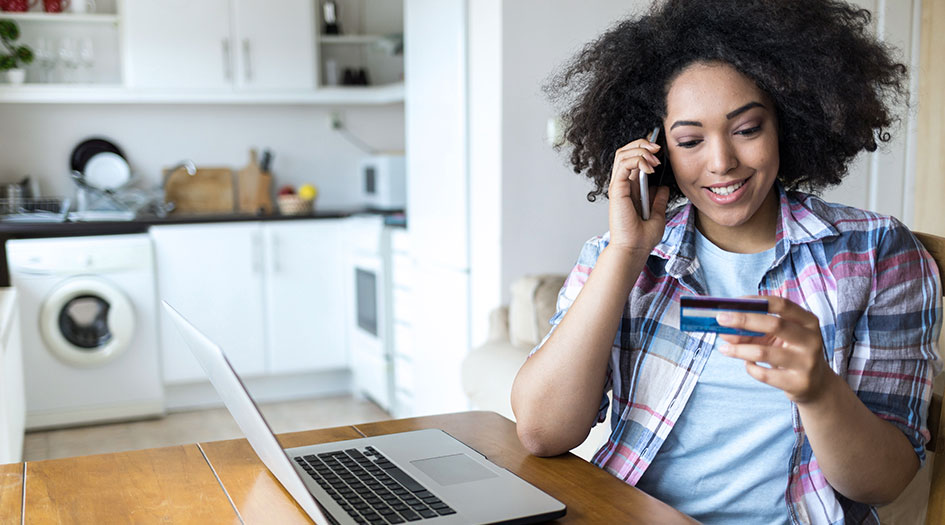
[
  {"xmin": 68, "ymin": 0, "xmax": 94, "ymax": 13},
  {"xmin": 33, "ymin": 37, "xmax": 56, "ymax": 83},
  {"xmin": 78, "ymin": 36, "xmax": 94, "ymax": 83},
  {"xmin": 57, "ymin": 37, "xmax": 78, "ymax": 83}
]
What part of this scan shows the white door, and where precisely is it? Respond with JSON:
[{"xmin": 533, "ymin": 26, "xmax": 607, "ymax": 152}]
[
  {"xmin": 124, "ymin": 0, "xmax": 234, "ymax": 90},
  {"xmin": 232, "ymin": 0, "xmax": 316, "ymax": 90},
  {"xmin": 151, "ymin": 223, "xmax": 267, "ymax": 383},
  {"xmin": 264, "ymin": 220, "xmax": 348, "ymax": 373}
]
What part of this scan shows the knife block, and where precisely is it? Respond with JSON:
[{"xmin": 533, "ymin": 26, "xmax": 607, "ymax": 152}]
[{"xmin": 237, "ymin": 150, "xmax": 274, "ymax": 215}]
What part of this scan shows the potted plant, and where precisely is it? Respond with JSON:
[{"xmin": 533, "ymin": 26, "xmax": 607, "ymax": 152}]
[{"xmin": 0, "ymin": 20, "xmax": 33, "ymax": 84}]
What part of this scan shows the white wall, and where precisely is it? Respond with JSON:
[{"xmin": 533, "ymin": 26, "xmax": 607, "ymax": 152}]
[
  {"xmin": 468, "ymin": 0, "xmax": 649, "ymax": 346},
  {"xmin": 499, "ymin": 1, "xmax": 647, "ymax": 300},
  {"xmin": 819, "ymin": 0, "xmax": 921, "ymax": 224},
  {"xmin": 0, "ymin": 103, "xmax": 404, "ymax": 209}
]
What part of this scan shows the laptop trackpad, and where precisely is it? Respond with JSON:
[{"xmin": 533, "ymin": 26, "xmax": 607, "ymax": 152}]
[{"xmin": 411, "ymin": 453, "xmax": 498, "ymax": 486}]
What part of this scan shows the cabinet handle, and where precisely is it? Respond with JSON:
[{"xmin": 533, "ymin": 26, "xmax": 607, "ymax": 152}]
[
  {"xmin": 222, "ymin": 39, "xmax": 233, "ymax": 82},
  {"xmin": 271, "ymin": 233, "xmax": 281, "ymax": 273},
  {"xmin": 243, "ymin": 39, "xmax": 253, "ymax": 82},
  {"xmin": 252, "ymin": 230, "xmax": 263, "ymax": 274}
]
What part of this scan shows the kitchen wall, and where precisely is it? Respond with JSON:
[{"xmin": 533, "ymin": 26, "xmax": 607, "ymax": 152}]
[{"xmin": 0, "ymin": 103, "xmax": 405, "ymax": 208}]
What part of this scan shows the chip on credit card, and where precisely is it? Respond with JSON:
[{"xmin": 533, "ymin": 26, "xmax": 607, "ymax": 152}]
[{"xmin": 680, "ymin": 295, "xmax": 769, "ymax": 337}]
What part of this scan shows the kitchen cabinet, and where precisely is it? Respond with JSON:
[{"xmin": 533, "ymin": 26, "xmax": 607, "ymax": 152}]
[
  {"xmin": 265, "ymin": 220, "xmax": 348, "ymax": 373},
  {"xmin": 152, "ymin": 222, "xmax": 267, "ymax": 383},
  {"xmin": 152, "ymin": 220, "xmax": 348, "ymax": 384},
  {"xmin": 124, "ymin": 0, "xmax": 315, "ymax": 91},
  {"xmin": 0, "ymin": 289, "xmax": 23, "ymax": 464},
  {"xmin": 0, "ymin": 0, "xmax": 406, "ymax": 103}
]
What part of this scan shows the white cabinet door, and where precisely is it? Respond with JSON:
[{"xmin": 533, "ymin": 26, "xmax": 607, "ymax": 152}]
[
  {"xmin": 232, "ymin": 0, "xmax": 316, "ymax": 90},
  {"xmin": 152, "ymin": 223, "xmax": 267, "ymax": 383},
  {"xmin": 0, "ymin": 291, "xmax": 23, "ymax": 464},
  {"xmin": 125, "ymin": 0, "xmax": 315, "ymax": 91},
  {"xmin": 264, "ymin": 220, "xmax": 347, "ymax": 373},
  {"xmin": 124, "ymin": 0, "xmax": 234, "ymax": 90}
]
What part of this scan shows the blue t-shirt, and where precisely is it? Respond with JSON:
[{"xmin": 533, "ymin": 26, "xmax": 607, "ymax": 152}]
[{"xmin": 635, "ymin": 229, "xmax": 793, "ymax": 524}]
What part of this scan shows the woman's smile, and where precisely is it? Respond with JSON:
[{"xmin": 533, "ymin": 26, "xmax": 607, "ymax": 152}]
[{"xmin": 703, "ymin": 175, "xmax": 752, "ymax": 201}]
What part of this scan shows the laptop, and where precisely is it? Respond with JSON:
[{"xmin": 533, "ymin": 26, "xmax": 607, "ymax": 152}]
[{"xmin": 162, "ymin": 301, "xmax": 566, "ymax": 525}]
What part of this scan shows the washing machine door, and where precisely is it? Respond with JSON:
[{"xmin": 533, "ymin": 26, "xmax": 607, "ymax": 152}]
[{"xmin": 39, "ymin": 276, "xmax": 135, "ymax": 367}]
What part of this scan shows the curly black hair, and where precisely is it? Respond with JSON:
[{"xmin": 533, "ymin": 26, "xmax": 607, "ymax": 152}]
[{"xmin": 545, "ymin": 0, "xmax": 909, "ymax": 203}]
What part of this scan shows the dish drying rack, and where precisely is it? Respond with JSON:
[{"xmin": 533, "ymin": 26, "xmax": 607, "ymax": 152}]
[{"xmin": 0, "ymin": 197, "xmax": 71, "ymax": 222}]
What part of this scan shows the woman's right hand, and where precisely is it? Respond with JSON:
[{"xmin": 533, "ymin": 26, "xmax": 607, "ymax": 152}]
[{"xmin": 607, "ymin": 137, "xmax": 670, "ymax": 255}]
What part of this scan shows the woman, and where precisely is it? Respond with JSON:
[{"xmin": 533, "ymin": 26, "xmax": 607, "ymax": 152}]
[{"xmin": 510, "ymin": 0, "xmax": 942, "ymax": 523}]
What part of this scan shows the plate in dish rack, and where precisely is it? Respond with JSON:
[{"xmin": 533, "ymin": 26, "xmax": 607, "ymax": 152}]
[
  {"xmin": 70, "ymin": 137, "xmax": 125, "ymax": 174},
  {"xmin": 83, "ymin": 152, "xmax": 131, "ymax": 191}
]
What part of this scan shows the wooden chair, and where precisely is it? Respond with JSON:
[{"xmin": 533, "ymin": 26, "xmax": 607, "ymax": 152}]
[{"xmin": 915, "ymin": 232, "xmax": 945, "ymax": 525}]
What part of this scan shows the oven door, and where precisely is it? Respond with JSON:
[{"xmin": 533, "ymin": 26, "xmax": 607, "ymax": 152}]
[{"xmin": 349, "ymin": 253, "xmax": 391, "ymax": 408}]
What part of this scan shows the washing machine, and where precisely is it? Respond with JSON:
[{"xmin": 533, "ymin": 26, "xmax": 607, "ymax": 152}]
[{"xmin": 7, "ymin": 234, "xmax": 164, "ymax": 429}]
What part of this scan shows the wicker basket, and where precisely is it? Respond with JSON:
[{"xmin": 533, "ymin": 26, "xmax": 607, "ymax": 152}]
[{"xmin": 277, "ymin": 195, "xmax": 314, "ymax": 215}]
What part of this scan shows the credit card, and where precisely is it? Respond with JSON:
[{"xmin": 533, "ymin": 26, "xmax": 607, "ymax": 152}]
[{"xmin": 679, "ymin": 295, "xmax": 769, "ymax": 336}]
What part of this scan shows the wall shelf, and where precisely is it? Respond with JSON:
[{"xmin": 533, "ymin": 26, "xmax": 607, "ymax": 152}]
[
  {"xmin": 0, "ymin": 12, "xmax": 118, "ymax": 24},
  {"xmin": 0, "ymin": 82, "xmax": 404, "ymax": 105}
]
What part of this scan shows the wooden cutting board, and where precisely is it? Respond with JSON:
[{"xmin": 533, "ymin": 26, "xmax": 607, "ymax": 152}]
[
  {"xmin": 236, "ymin": 150, "xmax": 273, "ymax": 215},
  {"xmin": 164, "ymin": 167, "xmax": 235, "ymax": 215}
]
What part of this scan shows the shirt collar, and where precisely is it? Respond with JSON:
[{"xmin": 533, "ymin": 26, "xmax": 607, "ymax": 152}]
[{"xmin": 652, "ymin": 182, "xmax": 839, "ymax": 280}]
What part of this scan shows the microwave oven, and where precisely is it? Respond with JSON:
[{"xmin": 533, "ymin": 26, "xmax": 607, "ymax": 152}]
[{"xmin": 360, "ymin": 154, "xmax": 406, "ymax": 210}]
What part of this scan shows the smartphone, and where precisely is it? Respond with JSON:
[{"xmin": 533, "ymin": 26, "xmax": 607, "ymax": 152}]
[{"xmin": 640, "ymin": 126, "xmax": 661, "ymax": 220}]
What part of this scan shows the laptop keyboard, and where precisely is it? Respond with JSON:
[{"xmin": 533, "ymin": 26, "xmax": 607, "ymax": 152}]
[{"xmin": 294, "ymin": 446, "xmax": 457, "ymax": 524}]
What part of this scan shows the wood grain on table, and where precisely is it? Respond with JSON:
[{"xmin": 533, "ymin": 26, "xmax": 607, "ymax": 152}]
[
  {"xmin": 0, "ymin": 463, "xmax": 22, "ymax": 524},
  {"xmin": 23, "ymin": 445, "xmax": 237, "ymax": 524}
]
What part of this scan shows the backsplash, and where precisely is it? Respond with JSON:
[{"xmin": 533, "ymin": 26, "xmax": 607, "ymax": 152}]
[{"xmin": 0, "ymin": 103, "xmax": 404, "ymax": 209}]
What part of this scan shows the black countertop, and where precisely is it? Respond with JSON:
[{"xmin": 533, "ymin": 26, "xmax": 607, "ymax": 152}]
[
  {"xmin": 0, "ymin": 207, "xmax": 393, "ymax": 235},
  {"xmin": 0, "ymin": 207, "xmax": 405, "ymax": 286}
]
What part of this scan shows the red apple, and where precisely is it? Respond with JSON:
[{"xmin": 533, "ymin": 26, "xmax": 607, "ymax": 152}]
[{"xmin": 278, "ymin": 185, "xmax": 296, "ymax": 196}]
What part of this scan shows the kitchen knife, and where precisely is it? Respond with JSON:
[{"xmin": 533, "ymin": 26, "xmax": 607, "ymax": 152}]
[{"xmin": 260, "ymin": 149, "xmax": 273, "ymax": 173}]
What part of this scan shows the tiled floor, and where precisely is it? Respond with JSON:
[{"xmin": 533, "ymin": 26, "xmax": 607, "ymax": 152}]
[{"xmin": 23, "ymin": 395, "xmax": 391, "ymax": 461}]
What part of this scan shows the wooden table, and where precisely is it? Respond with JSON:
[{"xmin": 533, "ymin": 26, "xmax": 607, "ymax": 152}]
[{"xmin": 1, "ymin": 411, "xmax": 695, "ymax": 524}]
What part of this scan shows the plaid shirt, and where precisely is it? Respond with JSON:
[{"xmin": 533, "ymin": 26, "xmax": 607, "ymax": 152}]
[{"xmin": 537, "ymin": 186, "xmax": 942, "ymax": 524}]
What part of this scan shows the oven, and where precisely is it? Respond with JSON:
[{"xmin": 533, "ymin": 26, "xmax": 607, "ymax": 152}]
[{"xmin": 347, "ymin": 216, "xmax": 393, "ymax": 410}]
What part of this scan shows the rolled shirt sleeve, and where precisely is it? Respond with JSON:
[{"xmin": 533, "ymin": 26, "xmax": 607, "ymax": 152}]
[
  {"xmin": 529, "ymin": 234, "xmax": 614, "ymax": 424},
  {"xmin": 849, "ymin": 221, "xmax": 943, "ymax": 463}
]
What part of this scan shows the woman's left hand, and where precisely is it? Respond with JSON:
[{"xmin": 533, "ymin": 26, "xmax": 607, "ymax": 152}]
[{"xmin": 716, "ymin": 296, "xmax": 833, "ymax": 405}]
